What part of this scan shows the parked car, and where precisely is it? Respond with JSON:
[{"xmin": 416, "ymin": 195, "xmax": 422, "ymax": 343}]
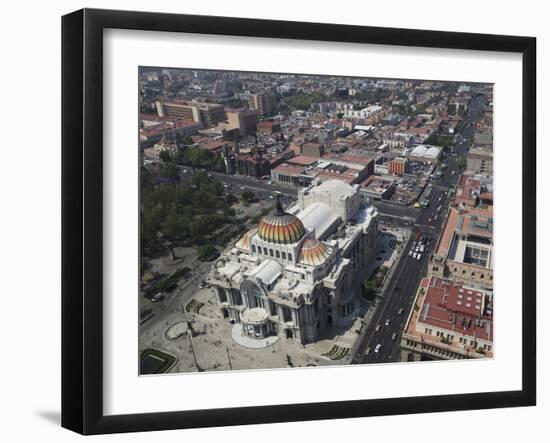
[
  {"xmin": 392, "ymin": 332, "xmax": 398, "ymax": 341},
  {"xmin": 374, "ymin": 344, "xmax": 382, "ymax": 353},
  {"xmin": 375, "ymin": 324, "xmax": 382, "ymax": 332},
  {"xmin": 385, "ymin": 318, "xmax": 391, "ymax": 326},
  {"xmin": 150, "ymin": 292, "xmax": 165, "ymax": 303},
  {"xmin": 398, "ymin": 307, "xmax": 404, "ymax": 315}
]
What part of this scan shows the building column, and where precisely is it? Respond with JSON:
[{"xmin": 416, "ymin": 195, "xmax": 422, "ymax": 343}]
[
  {"xmin": 224, "ymin": 288, "xmax": 233, "ymax": 305},
  {"xmin": 291, "ymin": 309, "xmax": 299, "ymax": 327},
  {"xmin": 215, "ymin": 286, "xmax": 227, "ymax": 304},
  {"xmin": 277, "ymin": 305, "xmax": 285, "ymax": 323}
]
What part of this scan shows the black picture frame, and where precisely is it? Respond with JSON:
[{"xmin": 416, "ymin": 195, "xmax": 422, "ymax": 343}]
[{"xmin": 62, "ymin": 8, "xmax": 537, "ymax": 435}]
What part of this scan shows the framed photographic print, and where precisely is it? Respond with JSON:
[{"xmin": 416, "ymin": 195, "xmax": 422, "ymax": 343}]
[{"xmin": 61, "ymin": 8, "xmax": 536, "ymax": 435}]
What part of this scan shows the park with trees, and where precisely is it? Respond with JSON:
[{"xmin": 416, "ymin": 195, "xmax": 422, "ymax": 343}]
[{"xmin": 140, "ymin": 168, "xmax": 237, "ymax": 263}]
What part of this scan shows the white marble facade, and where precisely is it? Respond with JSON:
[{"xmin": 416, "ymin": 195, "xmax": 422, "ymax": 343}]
[{"xmin": 208, "ymin": 180, "xmax": 378, "ymax": 344}]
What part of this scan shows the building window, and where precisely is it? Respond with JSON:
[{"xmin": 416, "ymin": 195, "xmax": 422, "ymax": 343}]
[
  {"xmin": 288, "ymin": 253, "xmax": 293, "ymax": 261},
  {"xmin": 340, "ymin": 302, "xmax": 352, "ymax": 317},
  {"xmin": 249, "ymin": 296, "xmax": 259, "ymax": 308},
  {"xmin": 251, "ymin": 245, "xmax": 256, "ymax": 253},
  {"xmin": 263, "ymin": 247, "xmax": 268, "ymax": 255},
  {"xmin": 269, "ymin": 249, "xmax": 274, "ymax": 257},
  {"xmin": 282, "ymin": 307, "xmax": 292, "ymax": 322},
  {"xmin": 276, "ymin": 250, "xmax": 280, "ymax": 258},
  {"xmin": 282, "ymin": 252, "xmax": 287, "ymax": 260}
]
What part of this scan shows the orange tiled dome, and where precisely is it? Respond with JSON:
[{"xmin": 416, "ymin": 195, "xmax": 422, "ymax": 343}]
[
  {"xmin": 257, "ymin": 196, "xmax": 306, "ymax": 244},
  {"xmin": 298, "ymin": 238, "xmax": 331, "ymax": 266}
]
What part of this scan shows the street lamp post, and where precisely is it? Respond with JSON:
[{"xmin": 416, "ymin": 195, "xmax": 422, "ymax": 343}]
[{"xmin": 187, "ymin": 330, "xmax": 204, "ymax": 372}]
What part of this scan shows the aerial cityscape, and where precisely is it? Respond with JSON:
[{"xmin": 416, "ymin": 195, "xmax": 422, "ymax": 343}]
[{"xmin": 138, "ymin": 67, "xmax": 494, "ymax": 374}]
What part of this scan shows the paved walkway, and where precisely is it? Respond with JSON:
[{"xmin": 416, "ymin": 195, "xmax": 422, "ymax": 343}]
[{"xmin": 230, "ymin": 324, "xmax": 280, "ymax": 349}]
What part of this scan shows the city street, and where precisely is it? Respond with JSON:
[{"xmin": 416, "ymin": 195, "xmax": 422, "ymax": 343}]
[
  {"xmin": 140, "ymin": 259, "xmax": 212, "ymax": 333},
  {"xmin": 351, "ymin": 229, "xmax": 433, "ymax": 364},
  {"xmin": 352, "ymin": 93, "xmax": 485, "ymax": 364}
]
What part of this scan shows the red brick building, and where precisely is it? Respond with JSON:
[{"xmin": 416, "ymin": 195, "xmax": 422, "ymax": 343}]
[{"xmin": 388, "ymin": 157, "xmax": 408, "ymax": 176}]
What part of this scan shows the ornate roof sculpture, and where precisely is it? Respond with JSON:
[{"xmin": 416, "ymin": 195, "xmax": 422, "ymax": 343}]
[
  {"xmin": 298, "ymin": 238, "xmax": 332, "ymax": 266},
  {"xmin": 258, "ymin": 196, "xmax": 306, "ymax": 244}
]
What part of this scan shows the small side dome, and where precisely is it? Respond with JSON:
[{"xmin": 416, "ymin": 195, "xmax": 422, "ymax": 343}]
[
  {"xmin": 298, "ymin": 238, "xmax": 332, "ymax": 266},
  {"xmin": 235, "ymin": 228, "xmax": 257, "ymax": 251}
]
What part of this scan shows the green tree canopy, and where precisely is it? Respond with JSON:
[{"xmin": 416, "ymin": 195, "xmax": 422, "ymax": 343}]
[
  {"xmin": 159, "ymin": 149, "xmax": 172, "ymax": 162},
  {"xmin": 241, "ymin": 190, "xmax": 256, "ymax": 203},
  {"xmin": 198, "ymin": 244, "xmax": 218, "ymax": 261}
]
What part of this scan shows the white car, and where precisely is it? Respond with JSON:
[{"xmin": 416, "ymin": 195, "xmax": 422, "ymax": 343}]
[
  {"xmin": 409, "ymin": 250, "xmax": 413, "ymax": 257},
  {"xmin": 417, "ymin": 253, "xmax": 422, "ymax": 261},
  {"xmin": 150, "ymin": 292, "xmax": 165, "ymax": 303},
  {"xmin": 413, "ymin": 252, "xmax": 418, "ymax": 260},
  {"xmin": 374, "ymin": 344, "xmax": 382, "ymax": 353}
]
